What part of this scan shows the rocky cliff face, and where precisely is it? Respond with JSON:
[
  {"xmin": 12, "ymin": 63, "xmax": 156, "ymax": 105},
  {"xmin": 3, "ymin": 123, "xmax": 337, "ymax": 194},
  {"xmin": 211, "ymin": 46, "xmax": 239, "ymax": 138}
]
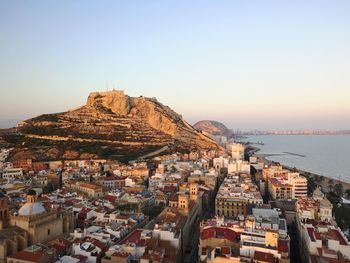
[
  {"xmin": 194, "ymin": 120, "xmax": 234, "ymax": 138},
  {"xmin": 87, "ymin": 90, "xmax": 130, "ymax": 115},
  {"xmin": 4, "ymin": 90, "xmax": 222, "ymax": 161}
]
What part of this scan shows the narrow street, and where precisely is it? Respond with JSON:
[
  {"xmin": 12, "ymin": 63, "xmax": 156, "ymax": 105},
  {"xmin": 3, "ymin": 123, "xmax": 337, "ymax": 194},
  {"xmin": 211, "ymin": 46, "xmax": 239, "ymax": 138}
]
[
  {"xmin": 184, "ymin": 170, "xmax": 224, "ymax": 263},
  {"xmin": 184, "ymin": 221, "xmax": 200, "ymax": 263}
]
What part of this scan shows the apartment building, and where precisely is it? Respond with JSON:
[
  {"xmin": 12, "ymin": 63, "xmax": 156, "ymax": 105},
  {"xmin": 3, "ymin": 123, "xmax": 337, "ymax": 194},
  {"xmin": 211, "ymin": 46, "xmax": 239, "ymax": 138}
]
[{"xmin": 215, "ymin": 177, "xmax": 263, "ymax": 218}]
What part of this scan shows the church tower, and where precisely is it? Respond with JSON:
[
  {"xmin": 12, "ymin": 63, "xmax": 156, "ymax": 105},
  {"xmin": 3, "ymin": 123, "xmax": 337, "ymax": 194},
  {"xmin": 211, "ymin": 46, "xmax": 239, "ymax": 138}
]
[{"xmin": 0, "ymin": 192, "xmax": 9, "ymax": 229}]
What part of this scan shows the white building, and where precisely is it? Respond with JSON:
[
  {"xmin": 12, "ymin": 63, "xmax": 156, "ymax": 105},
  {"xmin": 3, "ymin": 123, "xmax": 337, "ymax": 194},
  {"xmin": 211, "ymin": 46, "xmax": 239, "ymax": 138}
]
[
  {"xmin": 213, "ymin": 156, "xmax": 229, "ymax": 171},
  {"xmin": 1, "ymin": 168, "xmax": 23, "ymax": 179},
  {"xmin": 73, "ymin": 239, "xmax": 103, "ymax": 263},
  {"xmin": 288, "ymin": 172, "xmax": 308, "ymax": 199},
  {"xmin": 240, "ymin": 209, "xmax": 290, "ymax": 262},
  {"xmin": 230, "ymin": 143, "xmax": 245, "ymax": 160},
  {"xmin": 228, "ymin": 160, "xmax": 251, "ymax": 174}
]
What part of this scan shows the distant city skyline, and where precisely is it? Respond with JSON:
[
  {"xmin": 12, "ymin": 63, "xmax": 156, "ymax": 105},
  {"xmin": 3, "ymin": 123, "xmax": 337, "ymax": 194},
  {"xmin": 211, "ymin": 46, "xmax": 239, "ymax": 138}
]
[{"xmin": 1, "ymin": 1, "xmax": 349, "ymax": 130}]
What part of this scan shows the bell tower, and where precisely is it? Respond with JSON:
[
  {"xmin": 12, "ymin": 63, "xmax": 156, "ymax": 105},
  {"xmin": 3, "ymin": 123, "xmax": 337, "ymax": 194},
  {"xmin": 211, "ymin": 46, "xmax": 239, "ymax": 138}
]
[
  {"xmin": 189, "ymin": 183, "xmax": 198, "ymax": 201},
  {"xmin": 0, "ymin": 192, "xmax": 9, "ymax": 229}
]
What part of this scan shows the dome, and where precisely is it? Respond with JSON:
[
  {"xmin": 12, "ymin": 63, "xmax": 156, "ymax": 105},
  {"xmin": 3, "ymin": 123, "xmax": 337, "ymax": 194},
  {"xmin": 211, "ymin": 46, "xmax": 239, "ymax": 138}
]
[
  {"xmin": 312, "ymin": 187, "xmax": 324, "ymax": 201},
  {"xmin": 18, "ymin": 202, "xmax": 46, "ymax": 216},
  {"xmin": 320, "ymin": 197, "xmax": 332, "ymax": 208}
]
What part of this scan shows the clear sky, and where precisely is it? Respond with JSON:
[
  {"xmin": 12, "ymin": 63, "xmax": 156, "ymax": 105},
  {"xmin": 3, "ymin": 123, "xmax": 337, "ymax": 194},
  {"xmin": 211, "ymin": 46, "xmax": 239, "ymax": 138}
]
[{"xmin": 0, "ymin": 0, "xmax": 349, "ymax": 130}]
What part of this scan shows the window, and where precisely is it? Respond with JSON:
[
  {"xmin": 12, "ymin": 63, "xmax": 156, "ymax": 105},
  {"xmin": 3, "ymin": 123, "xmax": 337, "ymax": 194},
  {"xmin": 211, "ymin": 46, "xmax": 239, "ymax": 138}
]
[{"xmin": 48, "ymin": 229, "xmax": 50, "ymax": 235}]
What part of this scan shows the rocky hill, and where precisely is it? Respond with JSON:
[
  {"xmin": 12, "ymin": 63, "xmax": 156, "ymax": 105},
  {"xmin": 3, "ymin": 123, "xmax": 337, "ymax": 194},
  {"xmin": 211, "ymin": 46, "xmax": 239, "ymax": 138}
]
[
  {"xmin": 194, "ymin": 120, "xmax": 233, "ymax": 138},
  {"xmin": 1, "ymin": 90, "xmax": 222, "ymax": 162}
]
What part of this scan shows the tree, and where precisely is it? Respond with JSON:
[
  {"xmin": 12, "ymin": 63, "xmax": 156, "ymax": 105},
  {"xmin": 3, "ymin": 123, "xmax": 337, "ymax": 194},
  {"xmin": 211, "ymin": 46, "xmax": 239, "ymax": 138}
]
[
  {"xmin": 142, "ymin": 178, "xmax": 149, "ymax": 189},
  {"xmin": 328, "ymin": 179, "xmax": 334, "ymax": 192},
  {"xmin": 142, "ymin": 203, "xmax": 165, "ymax": 220},
  {"xmin": 334, "ymin": 183, "xmax": 344, "ymax": 197},
  {"xmin": 345, "ymin": 189, "xmax": 350, "ymax": 198},
  {"xmin": 307, "ymin": 177, "xmax": 317, "ymax": 195},
  {"xmin": 42, "ymin": 183, "xmax": 54, "ymax": 194}
]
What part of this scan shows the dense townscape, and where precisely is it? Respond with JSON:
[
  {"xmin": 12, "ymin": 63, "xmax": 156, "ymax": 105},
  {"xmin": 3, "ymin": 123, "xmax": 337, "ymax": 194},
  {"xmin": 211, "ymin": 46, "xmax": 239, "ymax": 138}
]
[
  {"xmin": 1, "ymin": 0, "xmax": 349, "ymax": 262},
  {"xmin": 1, "ymin": 137, "xmax": 350, "ymax": 263}
]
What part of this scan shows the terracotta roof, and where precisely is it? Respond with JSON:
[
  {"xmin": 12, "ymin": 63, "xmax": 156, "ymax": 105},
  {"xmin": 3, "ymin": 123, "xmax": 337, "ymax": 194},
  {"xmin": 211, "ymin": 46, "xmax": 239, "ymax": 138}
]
[
  {"xmin": 269, "ymin": 177, "xmax": 292, "ymax": 187},
  {"xmin": 103, "ymin": 176, "xmax": 127, "ymax": 181},
  {"xmin": 8, "ymin": 250, "xmax": 46, "ymax": 262},
  {"xmin": 328, "ymin": 229, "xmax": 348, "ymax": 245},
  {"xmin": 201, "ymin": 227, "xmax": 239, "ymax": 243},
  {"xmin": 119, "ymin": 229, "xmax": 145, "ymax": 246},
  {"xmin": 169, "ymin": 193, "xmax": 178, "ymax": 202},
  {"xmin": 253, "ymin": 251, "xmax": 274, "ymax": 263},
  {"xmin": 307, "ymin": 227, "xmax": 317, "ymax": 242},
  {"xmin": 221, "ymin": 246, "xmax": 231, "ymax": 255},
  {"xmin": 112, "ymin": 251, "xmax": 129, "ymax": 258},
  {"xmin": 78, "ymin": 182, "xmax": 103, "ymax": 190},
  {"xmin": 103, "ymin": 195, "xmax": 118, "ymax": 203},
  {"xmin": 278, "ymin": 239, "xmax": 289, "ymax": 253},
  {"xmin": 163, "ymin": 186, "xmax": 177, "ymax": 192}
]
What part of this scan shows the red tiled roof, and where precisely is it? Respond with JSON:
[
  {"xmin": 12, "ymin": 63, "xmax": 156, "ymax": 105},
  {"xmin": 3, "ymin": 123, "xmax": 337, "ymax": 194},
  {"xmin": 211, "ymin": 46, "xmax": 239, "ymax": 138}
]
[
  {"xmin": 119, "ymin": 229, "xmax": 145, "ymax": 246},
  {"xmin": 329, "ymin": 229, "xmax": 348, "ymax": 245},
  {"xmin": 253, "ymin": 251, "xmax": 274, "ymax": 263},
  {"xmin": 269, "ymin": 177, "xmax": 292, "ymax": 187},
  {"xmin": 307, "ymin": 227, "xmax": 317, "ymax": 242},
  {"xmin": 169, "ymin": 193, "xmax": 178, "ymax": 202},
  {"xmin": 163, "ymin": 186, "xmax": 177, "ymax": 192},
  {"xmin": 112, "ymin": 251, "xmax": 129, "ymax": 258},
  {"xmin": 49, "ymin": 243, "xmax": 66, "ymax": 254},
  {"xmin": 221, "ymin": 246, "xmax": 230, "ymax": 255},
  {"xmin": 103, "ymin": 176, "xmax": 127, "ymax": 181},
  {"xmin": 201, "ymin": 227, "xmax": 239, "ymax": 243},
  {"xmin": 278, "ymin": 239, "xmax": 289, "ymax": 253},
  {"xmin": 103, "ymin": 195, "xmax": 118, "ymax": 203},
  {"xmin": 8, "ymin": 250, "xmax": 46, "ymax": 262},
  {"xmin": 78, "ymin": 182, "xmax": 103, "ymax": 190}
]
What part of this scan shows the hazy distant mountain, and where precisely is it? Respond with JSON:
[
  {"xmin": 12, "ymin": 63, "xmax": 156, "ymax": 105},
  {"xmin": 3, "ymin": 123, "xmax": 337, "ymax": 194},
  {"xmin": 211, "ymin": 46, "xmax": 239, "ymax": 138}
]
[
  {"xmin": 0, "ymin": 119, "xmax": 21, "ymax": 129},
  {"xmin": 0, "ymin": 90, "xmax": 222, "ymax": 162},
  {"xmin": 194, "ymin": 120, "xmax": 234, "ymax": 138}
]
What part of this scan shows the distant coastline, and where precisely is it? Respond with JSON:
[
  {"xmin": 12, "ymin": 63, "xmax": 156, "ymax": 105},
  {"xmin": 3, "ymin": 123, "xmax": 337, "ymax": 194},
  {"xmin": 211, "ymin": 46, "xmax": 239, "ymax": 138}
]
[
  {"xmin": 250, "ymin": 147, "xmax": 350, "ymax": 192},
  {"xmin": 246, "ymin": 134, "xmax": 350, "ymax": 184},
  {"xmin": 242, "ymin": 131, "xmax": 350, "ymax": 136}
]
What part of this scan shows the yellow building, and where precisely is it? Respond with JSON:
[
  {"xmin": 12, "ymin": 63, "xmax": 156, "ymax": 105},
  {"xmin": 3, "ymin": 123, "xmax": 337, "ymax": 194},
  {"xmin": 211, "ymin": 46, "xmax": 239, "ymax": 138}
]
[
  {"xmin": 0, "ymin": 190, "xmax": 74, "ymax": 262},
  {"xmin": 0, "ymin": 193, "xmax": 29, "ymax": 263},
  {"xmin": 65, "ymin": 180, "xmax": 104, "ymax": 198},
  {"xmin": 268, "ymin": 178, "xmax": 293, "ymax": 200},
  {"xmin": 9, "ymin": 190, "xmax": 67, "ymax": 245}
]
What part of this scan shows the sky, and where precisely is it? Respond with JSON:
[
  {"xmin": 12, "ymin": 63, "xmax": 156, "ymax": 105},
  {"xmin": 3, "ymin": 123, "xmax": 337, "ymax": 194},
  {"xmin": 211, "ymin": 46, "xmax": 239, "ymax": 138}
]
[{"xmin": 0, "ymin": 0, "xmax": 349, "ymax": 131}]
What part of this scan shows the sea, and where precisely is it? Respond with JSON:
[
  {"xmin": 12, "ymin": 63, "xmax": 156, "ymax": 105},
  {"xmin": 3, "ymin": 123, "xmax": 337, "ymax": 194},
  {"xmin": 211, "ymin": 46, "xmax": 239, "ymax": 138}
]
[{"xmin": 245, "ymin": 135, "xmax": 350, "ymax": 183}]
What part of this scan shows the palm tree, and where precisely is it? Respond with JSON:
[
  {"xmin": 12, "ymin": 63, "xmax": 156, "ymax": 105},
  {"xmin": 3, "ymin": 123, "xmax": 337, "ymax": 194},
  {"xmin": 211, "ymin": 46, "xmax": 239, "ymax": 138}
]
[
  {"xmin": 334, "ymin": 183, "xmax": 344, "ymax": 197},
  {"xmin": 328, "ymin": 179, "xmax": 334, "ymax": 192},
  {"xmin": 345, "ymin": 189, "xmax": 350, "ymax": 199}
]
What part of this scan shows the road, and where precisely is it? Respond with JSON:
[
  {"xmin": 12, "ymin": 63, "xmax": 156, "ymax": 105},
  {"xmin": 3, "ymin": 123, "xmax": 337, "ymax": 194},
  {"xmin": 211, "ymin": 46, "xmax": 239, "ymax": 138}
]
[
  {"xmin": 136, "ymin": 146, "xmax": 169, "ymax": 160},
  {"xmin": 184, "ymin": 220, "xmax": 200, "ymax": 263}
]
